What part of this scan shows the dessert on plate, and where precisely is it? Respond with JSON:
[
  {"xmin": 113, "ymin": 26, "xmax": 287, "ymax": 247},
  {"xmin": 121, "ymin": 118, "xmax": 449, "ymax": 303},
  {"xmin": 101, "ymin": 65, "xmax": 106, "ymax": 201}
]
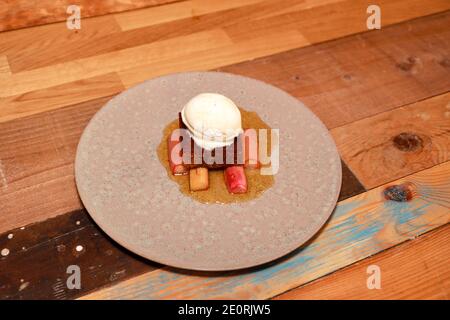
[{"xmin": 158, "ymin": 93, "xmax": 275, "ymax": 203}]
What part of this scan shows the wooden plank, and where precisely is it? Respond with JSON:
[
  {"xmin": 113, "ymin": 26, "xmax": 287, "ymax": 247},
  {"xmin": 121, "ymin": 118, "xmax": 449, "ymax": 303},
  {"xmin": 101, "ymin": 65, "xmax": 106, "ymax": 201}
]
[
  {"xmin": 223, "ymin": 0, "xmax": 450, "ymax": 43},
  {"xmin": 0, "ymin": 15, "xmax": 122, "ymax": 73},
  {"xmin": 332, "ymin": 93, "xmax": 450, "ymax": 189},
  {"xmin": 4, "ymin": 0, "xmax": 311, "ymax": 74},
  {"xmin": 0, "ymin": 0, "xmax": 181, "ymax": 32},
  {"xmin": 114, "ymin": 0, "xmax": 266, "ymax": 31},
  {"xmin": 274, "ymin": 224, "xmax": 450, "ymax": 300},
  {"xmin": 80, "ymin": 161, "xmax": 450, "ymax": 299},
  {"xmin": 115, "ymin": 0, "xmax": 345, "ymax": 32},
  {"xmin": 118, "ymin": 28, "xmax": 308, "ymax": 88},
  {"xmin": 0, "ymin": 97, "xmax": 111, "ymax": 234},
  {"xmin": 220, "ymin": 11, "xmax": 450, "ymax": 128},
  {"xmin": 0, "ymin": 210, "xmax": 158, "ymax": 300},
  {"xmin": 0, "ymin": 29, "xmax": 232, "ymax": 98},
  {"xmin": 293, "ymin": 0, "xmax": 450, "ymax": 44},
  {"xmin": 0, "ymin": 73, "xmax": 125, "ymax": 123}
]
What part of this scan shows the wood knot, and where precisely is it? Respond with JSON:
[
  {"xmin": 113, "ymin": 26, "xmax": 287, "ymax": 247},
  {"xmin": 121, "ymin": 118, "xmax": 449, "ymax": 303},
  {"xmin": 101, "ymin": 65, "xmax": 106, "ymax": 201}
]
[
  {"xmin": 392, "ymin": 132, "xmax": 423, "ymax": 152},
  {"xmin": 396, "ymin": 56, "xmax": 418, "ymax": 72},
  {"xmin": 342, "ymin": 74, "xmax": 353, "ymax": 80},
  {"xmin": 439, "ymin": 58, "xmax": 450, "ymax": 68},
  {"xmin": 383, "ymin": 182, "xmax": 415, "ymax": 202}
]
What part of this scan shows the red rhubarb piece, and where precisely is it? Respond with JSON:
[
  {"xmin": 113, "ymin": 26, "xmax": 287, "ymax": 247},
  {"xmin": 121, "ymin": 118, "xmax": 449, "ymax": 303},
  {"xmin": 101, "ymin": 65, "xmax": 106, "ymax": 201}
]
[
  {"xmin": 224, "ymin": 166, "xmax": 248, "ymax": 194},
  {"xmin": 167, "ymin": 134, "xmax": 188, "ymax": 175}
]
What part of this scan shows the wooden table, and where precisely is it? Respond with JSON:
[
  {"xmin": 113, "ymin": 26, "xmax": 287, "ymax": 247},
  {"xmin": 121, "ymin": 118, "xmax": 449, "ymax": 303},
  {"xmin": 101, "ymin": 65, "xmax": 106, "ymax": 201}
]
[{"xmin": 0, "ymin": 0, "xmax": 449, "ymax": 300}]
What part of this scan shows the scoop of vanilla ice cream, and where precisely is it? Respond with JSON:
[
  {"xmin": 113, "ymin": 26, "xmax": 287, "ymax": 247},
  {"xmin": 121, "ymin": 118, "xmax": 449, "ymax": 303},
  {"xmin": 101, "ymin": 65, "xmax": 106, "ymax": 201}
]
[{"xmin": 181, "ymin": 93, "xmax": 242, "ymax": 150}]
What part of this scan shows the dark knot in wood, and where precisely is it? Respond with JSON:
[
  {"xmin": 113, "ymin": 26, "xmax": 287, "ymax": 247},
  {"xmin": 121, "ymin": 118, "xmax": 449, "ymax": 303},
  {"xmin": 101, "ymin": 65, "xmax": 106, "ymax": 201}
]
[
  {"xmin": 396, "ymin": 56, "xmax": 418, "ymax": 72},
  {"xmin": 392, "ymin": 132, "xmax": 423, "ymax": 152},
  {"xmin": 383, "ymin": 182, "xmax": 415, "ymax": 202},
  {"xmin": 439, "ymin": 58, "xmax": 450, "ymax": 68}
]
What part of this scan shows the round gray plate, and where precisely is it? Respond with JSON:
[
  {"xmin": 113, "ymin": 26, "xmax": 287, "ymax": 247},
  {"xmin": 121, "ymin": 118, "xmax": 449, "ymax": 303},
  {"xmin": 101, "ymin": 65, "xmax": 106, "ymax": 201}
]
[{"xmin": 75, "ymin": 71, "xmax": 341, "ymax": 271}]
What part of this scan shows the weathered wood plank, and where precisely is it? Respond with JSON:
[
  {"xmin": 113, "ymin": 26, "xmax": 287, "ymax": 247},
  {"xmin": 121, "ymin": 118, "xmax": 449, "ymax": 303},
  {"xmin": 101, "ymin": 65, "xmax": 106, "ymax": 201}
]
[
  {"xmin": 0, "ymin": 0, "xmax": 181, "ymax": 32},
  {"xmin": 0, "ymin": 73, "xmax": 125, "ymax": 123},
  {"xmin": 273, "ymin": 224, "xmax": 450, "ymax": 300},
  {"xmin": 0, "ymin": 15, "xmax": 122, "ymax": 72},
  {"xmin": 220, "ymin": 11, "xmax": 450, "ymax": 128},
  {"xmin": 0, "ymin": 97, "xmax": 111, "ymax": 234},
  {"xmin": 331, "ymin": 93, "xmax": 450, "ymax": 189},
  {"xmin": 80, "ymin": 161, "xmax": 450, "ymax": 299},
  {"xmin": 0, "ymin": 210, "xmax": 159, "ymax": 300},
  {"xmin": 223, "ymin": 0, "xmax": 450, "ymax": 44}
]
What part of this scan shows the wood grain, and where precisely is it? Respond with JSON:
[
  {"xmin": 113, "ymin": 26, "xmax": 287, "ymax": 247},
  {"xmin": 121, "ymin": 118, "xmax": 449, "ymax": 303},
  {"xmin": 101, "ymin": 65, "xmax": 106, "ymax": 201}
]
[
  {"xmin": 0, "ymin": 0, "xmax": 181, "ymax": 32},
  {"xmin": 118, "ymin": 28, "xmax": 308, "ymax": 88},
  {"xmin": 332, "ymin": 93, "xmax": 450, "ymax": 189},
  {"xmin": 0, "ymin": 15, "xmax": 122, "ymax": 74},
  {"xmin": 80, "ymin": 161, "xmax": 450, "ymax": 299},
  {"xmin": 220, "ymin": 11, "xmax": 450, "ymax": 128},
  {"xmin": 0, "ymin": 29, "xmax": 233, "ymax": 98},
  {"xmin": 0, "ymin": 210, "xmax": 158, "ymax": 300},
  {"xmin": 3, "ymin": 0, "xmax": 313, "ymax": 74},
  {"xmin": 0, "ymin": 56, "xmax": 11, "ymax": 76},
  {"xmin": 223, "ymin": 0, "xmax": 450, "ymax": 43},
  {"xmin": 114, "ymin": 0, "xmax": 266, "ymax": 31},
  {"xmin": 0, "ymin": 73, "xmax": 125, "ymax": 123},
  {"xmin": 4, "ymin": 0, "xmax": 449, "ymax": 77},
  {"xmin": 274, "ymin": 224, "xmax": 450, "ymax": 300},
  {"xmin": 0, "ymin": 97, "xmax": 111, "ymax": 234}
]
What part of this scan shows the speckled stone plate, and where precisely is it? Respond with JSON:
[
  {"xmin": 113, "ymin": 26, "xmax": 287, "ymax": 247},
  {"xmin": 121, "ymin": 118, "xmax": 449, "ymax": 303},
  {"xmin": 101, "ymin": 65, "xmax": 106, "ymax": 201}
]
[{"xmin": 75, "ymin": 71, "xmax": 342, "ymax": 271}]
